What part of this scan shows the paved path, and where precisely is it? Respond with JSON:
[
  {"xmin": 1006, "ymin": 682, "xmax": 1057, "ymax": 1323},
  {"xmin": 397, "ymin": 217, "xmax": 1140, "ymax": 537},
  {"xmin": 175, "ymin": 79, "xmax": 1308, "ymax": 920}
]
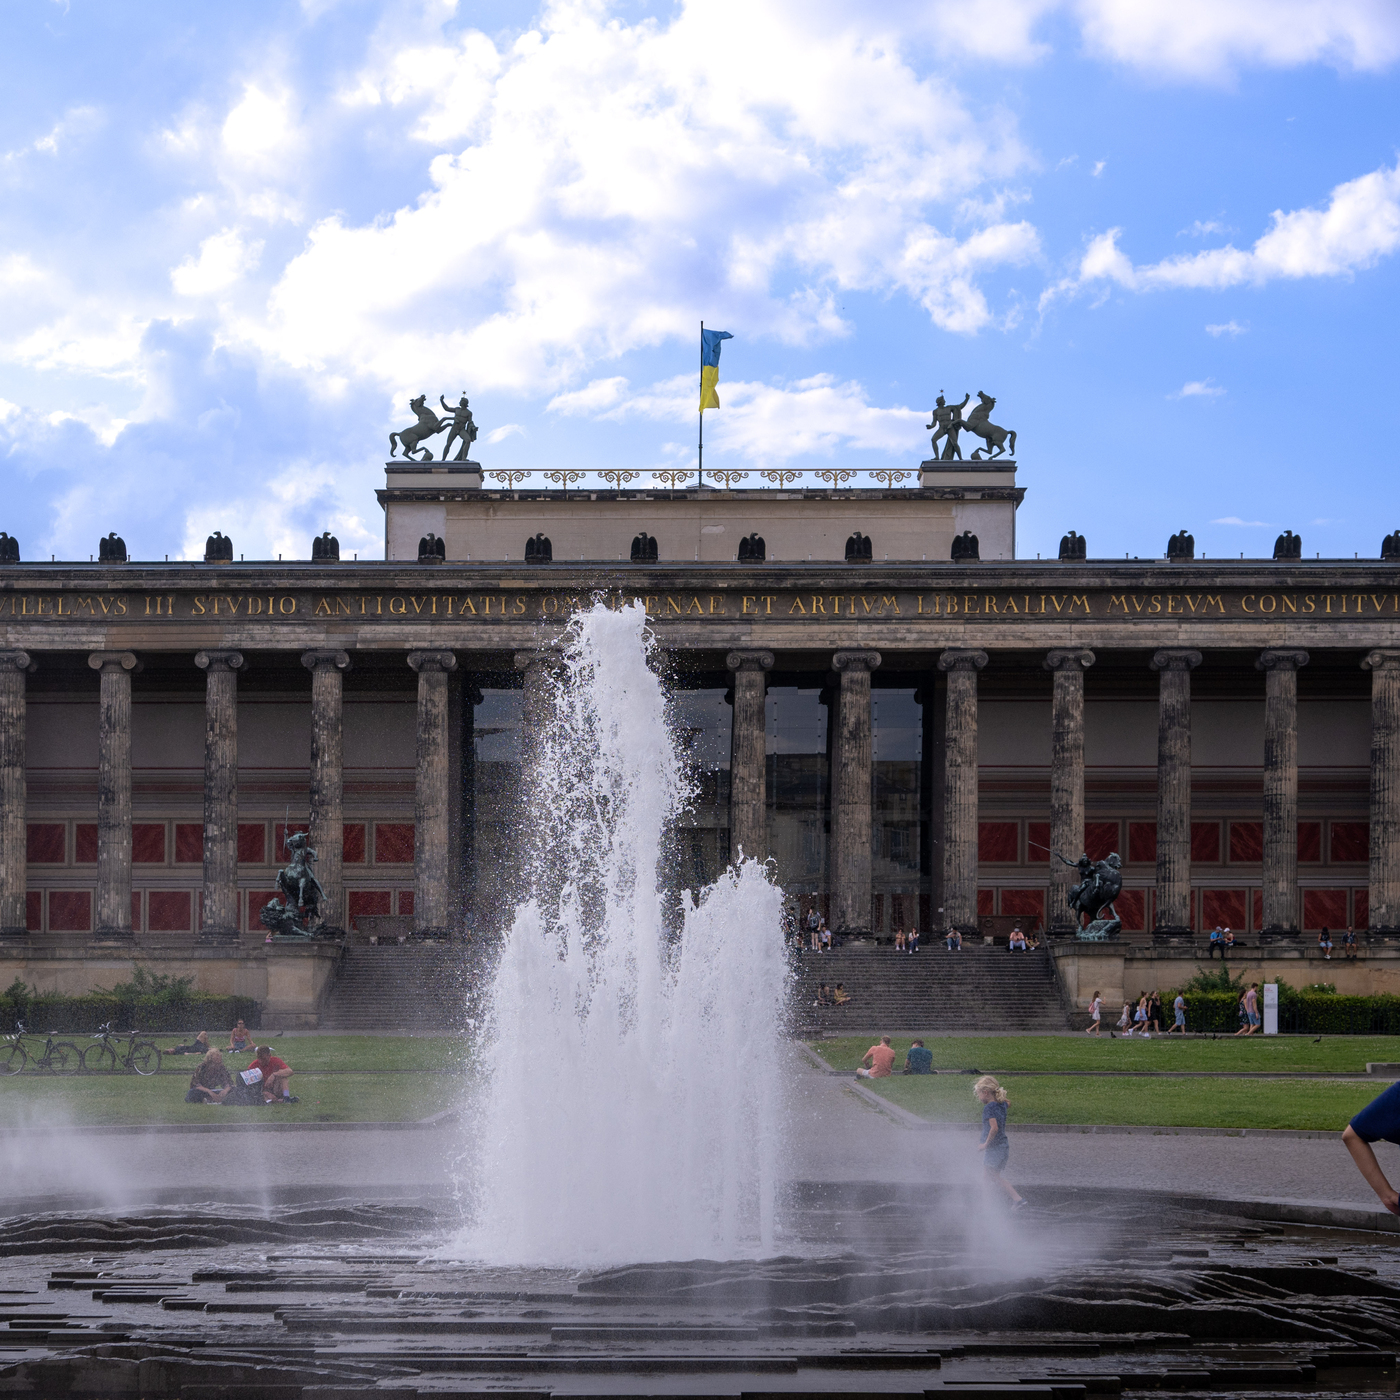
[{"xmin": 1, "ymin": 1052, "xmax": 1394, "ymax": 1223}]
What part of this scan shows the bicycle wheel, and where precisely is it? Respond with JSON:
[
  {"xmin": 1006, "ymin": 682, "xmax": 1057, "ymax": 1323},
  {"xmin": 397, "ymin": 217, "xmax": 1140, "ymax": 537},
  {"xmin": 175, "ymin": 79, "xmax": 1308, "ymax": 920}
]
[
  {"xmin": 1, "ymin": 1043, "xmax": 26, "ymax": 1075},
  {"xmin": 127, "ymin": 1042, "xmax": 161, "ymax": 1076},
  {"xmin": 80, "ymin": 1043, "xmax": 118, "ymax": 1074},
  {"xmin": 48, "ymin": 1042, "xmax": 80, "ymax": 1075}
]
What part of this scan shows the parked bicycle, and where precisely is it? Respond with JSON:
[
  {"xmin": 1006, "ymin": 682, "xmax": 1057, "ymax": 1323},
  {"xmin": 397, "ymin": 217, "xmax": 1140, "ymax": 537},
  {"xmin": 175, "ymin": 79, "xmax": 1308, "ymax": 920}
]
[
  {"xmin": 2, "ymin": 1022, "xmax": 81, "ymax": 1074},
  {"xmin": 81, "ymin": 1023, "xmax": 162, "ymax": 1075}
]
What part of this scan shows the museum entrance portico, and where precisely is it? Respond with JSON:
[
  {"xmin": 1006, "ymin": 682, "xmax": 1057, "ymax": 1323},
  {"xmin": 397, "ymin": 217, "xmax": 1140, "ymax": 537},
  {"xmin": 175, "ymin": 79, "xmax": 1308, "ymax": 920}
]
[{"xmin": 0, "ymin": 563, "xmax": 1395, "ymax": 975}]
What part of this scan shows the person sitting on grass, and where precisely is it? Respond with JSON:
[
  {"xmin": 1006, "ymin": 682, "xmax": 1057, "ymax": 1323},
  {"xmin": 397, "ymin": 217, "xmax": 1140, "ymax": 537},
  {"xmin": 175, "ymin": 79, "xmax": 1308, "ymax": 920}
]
[
  {"xmin": 904, "ymin": 1039, "xmax": 933, "ymax": 1074},
  {"xmin": 832, "ymin": 983, "xmax": 852, "ymax": 1006},
  {"xmin": 166, "ymin": 1030, "xmax": 210, "ymax": 1056},
  {"xmin": 226, "ymin": 1020, "xmax": 252, "ymax": 1053},
  {"xmin": 1343, "ymin": 1080, "xmax": 1400, "ymax": 1216},
  {"xmin": 855, "ymin": 1035, "xmax": 895, "ymax": 1079},
  {"xmin": 248, "ymin": 1045, "xmax": 297, "ymax": 1104},
  {"xmin": 185, "ymin": 1047, "xmax": 233, "ymax": 1104}
]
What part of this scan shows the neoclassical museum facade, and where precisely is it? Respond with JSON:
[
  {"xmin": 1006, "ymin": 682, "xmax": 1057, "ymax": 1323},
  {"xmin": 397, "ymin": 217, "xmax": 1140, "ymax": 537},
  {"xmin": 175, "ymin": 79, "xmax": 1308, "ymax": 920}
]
[{"xmin": 1, "ymin": 453, "xmax": 1398, "ymax": 991}]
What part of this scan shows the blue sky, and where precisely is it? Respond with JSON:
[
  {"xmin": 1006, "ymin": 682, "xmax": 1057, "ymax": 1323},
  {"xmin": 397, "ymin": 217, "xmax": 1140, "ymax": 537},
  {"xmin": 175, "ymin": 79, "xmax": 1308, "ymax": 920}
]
[{"xmin": 1, "ymin": 0, "xmax": 1397, "ymax": 562}]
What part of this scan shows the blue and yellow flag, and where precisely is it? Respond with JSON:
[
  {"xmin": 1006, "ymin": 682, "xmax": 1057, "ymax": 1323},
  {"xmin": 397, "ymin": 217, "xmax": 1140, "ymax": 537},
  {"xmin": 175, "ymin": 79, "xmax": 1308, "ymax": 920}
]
[{"xmin": 699, "ymin": 329, "xmax": 732, "ymax": 411}]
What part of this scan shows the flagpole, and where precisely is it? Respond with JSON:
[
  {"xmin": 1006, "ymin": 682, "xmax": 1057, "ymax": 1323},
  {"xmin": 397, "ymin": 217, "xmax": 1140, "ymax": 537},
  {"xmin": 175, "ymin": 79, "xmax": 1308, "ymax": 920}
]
[{"xmin": 698, "ymin": 319, "xmax": 704, "ymax": 487}]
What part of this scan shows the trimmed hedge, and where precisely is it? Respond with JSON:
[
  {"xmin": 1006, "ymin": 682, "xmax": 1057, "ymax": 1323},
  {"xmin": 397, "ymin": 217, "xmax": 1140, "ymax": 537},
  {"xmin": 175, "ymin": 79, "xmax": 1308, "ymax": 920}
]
[
  {"xmin": 1178, "ymin": 990, "xmax": 1400, "ymax": 1036},
  {"xmin": 0, "ymin": 991, "xmax": 260, "ymax": 1035}
]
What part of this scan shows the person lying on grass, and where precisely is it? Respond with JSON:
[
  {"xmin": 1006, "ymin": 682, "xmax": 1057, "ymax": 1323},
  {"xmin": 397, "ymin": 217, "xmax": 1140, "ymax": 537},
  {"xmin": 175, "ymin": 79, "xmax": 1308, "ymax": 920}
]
[
  {"xmin": 185, "ymin": 1048, "xmax": 233, "ymax": 1104},
  {"xmin": 1342, "ymin": 1080, "xmax": 1400, "ymax": 1215},
  {"xmin": 248, "ymin": 1045, "xmax": 297, "ymax": 1104},
  {"xmin": 166, "ymin": 1030, "xmax": 210, "ymax": 1055}
]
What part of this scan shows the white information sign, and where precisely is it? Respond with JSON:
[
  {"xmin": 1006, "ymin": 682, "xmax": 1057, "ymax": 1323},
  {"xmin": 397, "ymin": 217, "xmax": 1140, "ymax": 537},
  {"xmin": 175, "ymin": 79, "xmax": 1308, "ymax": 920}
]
[{"xmin": 1263, "ymin": 981, "xmax": 1279, "ymax": 1035}]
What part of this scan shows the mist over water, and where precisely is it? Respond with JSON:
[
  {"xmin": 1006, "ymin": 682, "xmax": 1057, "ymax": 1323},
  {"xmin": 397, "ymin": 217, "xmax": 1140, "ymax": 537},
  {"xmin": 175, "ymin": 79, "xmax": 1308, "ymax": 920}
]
[{"xmin": 455, "ymin": 601, "xmax": 788, "ymax": 1267}]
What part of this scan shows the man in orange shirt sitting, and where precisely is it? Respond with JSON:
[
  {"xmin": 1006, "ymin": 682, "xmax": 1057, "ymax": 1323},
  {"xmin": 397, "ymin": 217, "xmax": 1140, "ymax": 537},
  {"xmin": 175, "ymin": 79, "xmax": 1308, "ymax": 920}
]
[
  {"xmin": 855, "ymin": 1036, "xmax": 896, "ymax": 1079},
  {"xmin": 248, "ymin": 1045, "xmax": 297, "ymax": 1104}
]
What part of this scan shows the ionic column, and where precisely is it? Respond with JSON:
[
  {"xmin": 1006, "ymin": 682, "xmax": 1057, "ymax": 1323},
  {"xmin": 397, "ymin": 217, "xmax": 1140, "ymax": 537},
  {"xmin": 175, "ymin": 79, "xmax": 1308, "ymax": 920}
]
[
  {"xmin": 302, "ymin": 650, "xmax": 351, "ymax": 934},
  {"xmin": 1258, "ymin": 649, "xmax": 1309, "ymax": 935},
  {"xmin": 1044, "ymin": 648, "xmax": 1095, "ymax": 932},
  {"xmin": 409, "ymin": 650, "xmax": 457, "ymax": 937},
  {"xmin": 88, "ymin": 651, "xmax": 139, "ymax": 943},
  {"xmin": 830, "ymin": 650, "xmax": 881, "ymax": 934},
  {"xmin": 1151, "ymin": 648, "xmax": 1202, "ymax": 935},
  {"xmin": 938, "ymin": 649, "xmax": 987, "ymax": 934},
  {"xmin": 726, "ymin": 650, "xmax": 774, "ymax": 863},
  {"xmin": 195, "ymin": 650, "xmax": 244, "ymax": 943},
  {"xmin": 0, "ymin": 651, "xmax": 32, "ymax": 944},
  {"xmin": 1363, "ymin": 649, "xmax": 1400, "ymax": 933}
]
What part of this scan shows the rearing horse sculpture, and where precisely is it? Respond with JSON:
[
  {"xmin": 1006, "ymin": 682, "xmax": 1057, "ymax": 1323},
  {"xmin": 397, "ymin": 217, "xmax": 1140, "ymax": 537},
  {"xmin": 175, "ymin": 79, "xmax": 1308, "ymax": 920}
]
[
  {"xmin": 963, "ymin": 391, "xmax": 1016, "ymax": 460},
  {"xmin": 389, "ymin": 395, "xmax": 449, "ymax": 461}
]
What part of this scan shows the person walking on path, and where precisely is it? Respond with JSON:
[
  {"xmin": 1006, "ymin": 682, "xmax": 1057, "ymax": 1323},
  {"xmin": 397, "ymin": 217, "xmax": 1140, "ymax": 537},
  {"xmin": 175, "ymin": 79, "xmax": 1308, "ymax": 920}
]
[
  {"xmin": 1115, "ymin": 999, "xmax": 1132, "ymax": 1036},
  {"xmin": 856, "ymin": 1036, "xmax": 896, "ymax": 1079},
  {"xmin": 1237, "ymin": 982, "xmax": 1260, "ymax": 1035},
  {"xmin": 1085, "ymin": 991, "xmax": 1103, "ymax": 1035},
  {"xmin": 1148, "ymin": 991, "xmax": 1163, "ymax": 1034},
  {"xmin": 974, "ymin": 1075, "xmax": 1026, "ymax": 1210},
  {"xmin": 1343, "ymin": 1080, "xmax": 1400, "ymax": 1215},
  {"xmin": 1168, "ymin": 991, "xmax": 1187, "ymax": 1033}
]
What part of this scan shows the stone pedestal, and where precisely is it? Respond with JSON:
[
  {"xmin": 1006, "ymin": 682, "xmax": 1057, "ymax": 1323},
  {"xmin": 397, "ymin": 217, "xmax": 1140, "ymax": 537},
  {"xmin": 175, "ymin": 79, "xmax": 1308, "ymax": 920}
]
[
  {"xmin": 1364, "ymin": 650, "xmax": 1400, "ymax": 934},
  {"xmin": 726, "ymin": 650, "xmax": 773, "ymax": 864},
  {"xmin": 1151, "ymin": 649, "xmax": 1201, "ymax": 937},
  {"xmin": 938, "ymin": 648, "xmax": 988, "ymax": 934},
  {"xmin": 302, "ymin": 650, "xmax": 351, "ymax": 934},
  {"xmin": 194, "ymin": 651, "xmax": 244, "ymax": 944},
  {"xmin": 0, "ymin": 652, "xmax": 32, "ymax": 945},
  {"xmin": 409, "ymin": 650, "xmax": 458, "ymax": 938},
  {"xmin": 88, "ymin": 651, "xmax": 139, "ymax": 944},
  {"xmin": 1258, "ymin": 649, "xmax": 1308, "ymax": 937},
  {"xmin": 830, "ymin": 650, "xmax": 881, "ymax": 934},
  {"xmin": 1045, "ymin": 648, "xmax": 1095, "ymax": 932}
]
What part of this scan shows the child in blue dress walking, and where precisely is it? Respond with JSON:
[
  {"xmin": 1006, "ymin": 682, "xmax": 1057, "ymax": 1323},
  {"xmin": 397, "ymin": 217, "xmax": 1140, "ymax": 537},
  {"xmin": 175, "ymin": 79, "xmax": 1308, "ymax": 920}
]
[{"xmin": 975, "ymin": 1075, "xmax": 1026, "ymax": 1210}]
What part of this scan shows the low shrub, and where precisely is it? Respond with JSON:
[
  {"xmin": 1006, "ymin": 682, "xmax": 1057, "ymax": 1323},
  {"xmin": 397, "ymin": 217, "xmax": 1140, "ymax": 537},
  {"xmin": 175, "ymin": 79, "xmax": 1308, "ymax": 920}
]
[
  {"xmin": 1171, "ymin": 985, "xmax": 1400, "ymax": 1035},
  {"xmin": 0, "ymin": 987, "xmax": 259, "ymax": 1035}
]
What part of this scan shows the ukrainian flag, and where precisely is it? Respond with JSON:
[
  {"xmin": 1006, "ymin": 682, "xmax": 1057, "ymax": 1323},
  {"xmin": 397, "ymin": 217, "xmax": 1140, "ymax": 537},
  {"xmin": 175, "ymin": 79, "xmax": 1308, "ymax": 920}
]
[{"xmin": 700, "ymin": 329, "xmax": 733, "ymax": 411}]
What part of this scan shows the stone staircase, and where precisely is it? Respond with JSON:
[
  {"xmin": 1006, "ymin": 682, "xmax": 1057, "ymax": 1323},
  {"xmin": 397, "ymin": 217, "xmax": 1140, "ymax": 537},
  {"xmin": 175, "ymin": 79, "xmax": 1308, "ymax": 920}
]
[
  {"xmin": 794, "ymin": 945, "xmax": 1072, "ymax": 1034},
  {"xmin": 316, "ymin": 945, "xmax": 485, "ymax": 1031}
]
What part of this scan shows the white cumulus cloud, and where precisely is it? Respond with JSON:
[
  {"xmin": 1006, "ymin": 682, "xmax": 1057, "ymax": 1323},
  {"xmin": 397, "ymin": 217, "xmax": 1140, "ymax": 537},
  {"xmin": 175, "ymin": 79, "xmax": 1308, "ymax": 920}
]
[
  {"xmin": 1206, "ymin": 319, "xmax": 1247, "ymax": 336},
  {"xmin": 170, "ymin": 229, "xmax": 264, "ymax": 297},
  {"xmin": 1171, "ymin": 379, "xmax": 1225, "ymax": 397}
]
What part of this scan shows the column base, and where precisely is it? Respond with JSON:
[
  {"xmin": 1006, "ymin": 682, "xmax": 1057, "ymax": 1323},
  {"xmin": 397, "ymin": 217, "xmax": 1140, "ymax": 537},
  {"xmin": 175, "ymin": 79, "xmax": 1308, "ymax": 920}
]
[
  {"xmin": 1152, "ymin": 926, "xmax": 1195, "ymax": 944},
  {"xmin": 0, "ymin": 925, "xmax": 30, "ymax": 946},
  {"xmin": 197, "ymin": 927, "xmax": 242, "ymax": 946},
  {"xmin": 1258, "ymin": 928, "xmax": 1303, "ymax": 944},
  {"xmin": 89, "ymin": 929, "xmax": 136, "ymax": 947}
]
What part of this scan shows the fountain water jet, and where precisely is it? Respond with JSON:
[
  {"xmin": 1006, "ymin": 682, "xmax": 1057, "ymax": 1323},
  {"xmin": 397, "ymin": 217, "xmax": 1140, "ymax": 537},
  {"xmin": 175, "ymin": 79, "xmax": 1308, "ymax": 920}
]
[{"xmin": 455, "ymin": 601, "xmax": 788, "ymax": 1267}]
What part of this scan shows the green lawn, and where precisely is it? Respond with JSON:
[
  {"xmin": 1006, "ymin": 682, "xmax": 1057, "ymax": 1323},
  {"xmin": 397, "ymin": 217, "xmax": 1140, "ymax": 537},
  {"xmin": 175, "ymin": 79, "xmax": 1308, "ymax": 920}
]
[
  {"xmin": 0, "ymin": 1070, "xmax": 460, "ymax": 1126},
  {"xmin": 810, "ymin": 1034, "xmax": 1400, "ymax": 1075},
  {"xmin": 0, "ymin": 1034, "xmax": 467, "ymax": 1125},
  {"xmin": 862, "ymin": 1072, "xmax": 1382, "ymax": 1132}
]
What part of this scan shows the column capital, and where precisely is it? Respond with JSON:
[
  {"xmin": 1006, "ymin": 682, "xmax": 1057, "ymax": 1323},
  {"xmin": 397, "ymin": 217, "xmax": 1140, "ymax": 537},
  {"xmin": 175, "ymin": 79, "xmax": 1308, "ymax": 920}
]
[
  {"xmin": 937, "ymin": 648, "xmax": 987, "ymax": 673},
  {"xmin": 726, "ymin": 650, "xmax": 774, "ymax": 673},
  {"xmin": 514, "ymin": 648, "xmax": 564, "ymax": 673},
  {"xmin": 194, "ymin": 650, "xmax": 244, "ymax": 673},
  {"xmin": 1363, "ymin": 649, "xmax": 1400, "ymax": 672},
  {"xmin": 1044, "ymin": 648, "xmax": 1095, "ymax": 673},
  {"xmin": 1256, "ymin": 649, "xmax": 1309, "ymax": 673},
  {"xmin": 408, "ymin": 650, "xmax": 458, "ymax": 674},
  {"xmin": 832, "ymin": 650, "xmax": 881, "ymax": 674},
  {"xmin": 302, "ymin": 649, "xmax": 351, "ymax": 673},
  {"xmin": 0, "ymin": 651, "xmax": 33, "ymax": 674},
  {"xmin": 1150, "ymin": 648, "xmax": 1202, "ymax": 673},
  {"xmin": 87, "ymin": 651, "xmax": 139, "ymax": 673}
]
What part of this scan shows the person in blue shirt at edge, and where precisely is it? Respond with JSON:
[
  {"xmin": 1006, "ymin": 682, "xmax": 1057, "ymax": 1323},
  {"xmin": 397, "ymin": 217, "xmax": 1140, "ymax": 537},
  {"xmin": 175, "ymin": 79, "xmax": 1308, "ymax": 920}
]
[
  {"xmin": 1208, "ymin": 925, "xmax": 1225, "ymax": 959},
  {"xmin": 904, "ymin": 1039, "xmax": 933, "ymax": 1074},
  {"xmin": 1343, "ymin": 1081, "xmax": 1400, "ymax": 1215}
]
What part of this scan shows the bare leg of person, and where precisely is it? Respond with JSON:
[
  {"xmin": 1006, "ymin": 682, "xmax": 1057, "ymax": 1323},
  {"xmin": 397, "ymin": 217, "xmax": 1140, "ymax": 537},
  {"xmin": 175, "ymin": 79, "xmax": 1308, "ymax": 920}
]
[
  {"xmin": 986, "ymin": 1166, "xmax": 1024, "ymax": 1206},
  {"xmin": 1342, "ymin": 1126, "xmax": 1400, "ymax": 1214}
]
